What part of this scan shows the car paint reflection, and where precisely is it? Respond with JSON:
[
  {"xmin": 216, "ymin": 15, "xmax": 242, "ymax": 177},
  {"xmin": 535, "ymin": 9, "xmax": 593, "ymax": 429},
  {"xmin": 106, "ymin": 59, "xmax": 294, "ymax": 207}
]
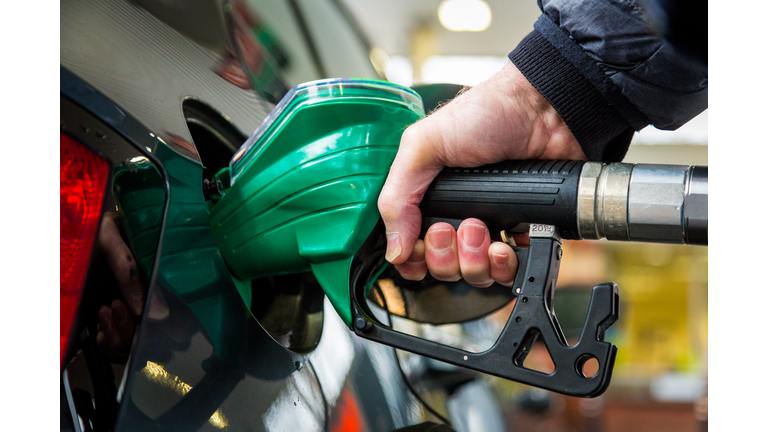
[
  {"xmin": 308, "ymin": 297, "xmax": 356, "ymax": 406},
  {"xmin": 141, "ymin": 360, "xmax": 229, "ymax": 429},
  {"xmin": 261, "ymin": 364, "xmax": 326, "ymax": 431},
  {"xmin": 61, "ymin": 0, "xmax": 475, "ymax": 429},
  {"xmin": 61, "ymin": 0, "xmax": 269, "ymax": 163}
]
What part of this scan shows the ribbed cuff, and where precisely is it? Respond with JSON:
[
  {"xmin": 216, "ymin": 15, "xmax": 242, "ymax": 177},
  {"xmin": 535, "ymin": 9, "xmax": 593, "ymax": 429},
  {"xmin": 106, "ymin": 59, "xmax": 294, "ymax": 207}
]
[{"xmin": 509, "ymin": 27, "xmax": 633, "ymax": 162}]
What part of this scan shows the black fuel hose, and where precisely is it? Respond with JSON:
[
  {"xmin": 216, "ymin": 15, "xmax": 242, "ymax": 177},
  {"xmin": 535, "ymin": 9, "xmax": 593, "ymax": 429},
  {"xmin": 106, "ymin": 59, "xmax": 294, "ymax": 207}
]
[{"xmin": 420, "ymin": 160, "xmax": 707, "ymax": 245}]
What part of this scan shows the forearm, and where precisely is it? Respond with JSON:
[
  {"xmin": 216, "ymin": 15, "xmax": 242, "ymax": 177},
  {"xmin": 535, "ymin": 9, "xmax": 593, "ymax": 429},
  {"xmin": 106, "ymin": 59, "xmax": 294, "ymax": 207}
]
[{"xmin": 509, "ymin": 0, "xmax": 708, "ymax": 162}]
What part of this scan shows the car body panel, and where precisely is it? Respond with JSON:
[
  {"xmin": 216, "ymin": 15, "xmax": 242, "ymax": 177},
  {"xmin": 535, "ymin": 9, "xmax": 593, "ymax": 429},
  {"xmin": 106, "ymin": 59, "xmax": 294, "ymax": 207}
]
[
  {"xmin": 61, "ymin": 0, "xmax": 425, "ymax": 430},
  {"xmin": 61, "ymin": 0, "xmax": 270, "ymax": 162},
  {"xmin": 61, "ymin": 1, "xmax": 514, "ymax": 431}
]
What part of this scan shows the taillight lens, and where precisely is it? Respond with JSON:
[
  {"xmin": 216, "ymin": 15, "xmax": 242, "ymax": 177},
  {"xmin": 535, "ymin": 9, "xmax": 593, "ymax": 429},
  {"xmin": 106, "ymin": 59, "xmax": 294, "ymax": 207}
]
[{"xmin": 60, "ymin": 132, "xmax": 109, "ymax": 367}]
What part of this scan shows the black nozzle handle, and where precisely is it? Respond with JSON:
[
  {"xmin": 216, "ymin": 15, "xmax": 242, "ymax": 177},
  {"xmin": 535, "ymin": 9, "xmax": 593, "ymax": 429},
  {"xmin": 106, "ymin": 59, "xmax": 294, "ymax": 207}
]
[{"xmin": 420, "ymin": 160, "xmax": 584, "ymax": 239}]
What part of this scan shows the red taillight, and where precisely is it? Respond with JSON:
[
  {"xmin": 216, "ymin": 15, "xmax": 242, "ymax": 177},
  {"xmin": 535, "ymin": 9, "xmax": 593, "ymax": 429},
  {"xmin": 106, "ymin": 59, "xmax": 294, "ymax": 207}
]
[{"xmin": 60, "ymin": 132, "xmax": 109, "ymax": 367}]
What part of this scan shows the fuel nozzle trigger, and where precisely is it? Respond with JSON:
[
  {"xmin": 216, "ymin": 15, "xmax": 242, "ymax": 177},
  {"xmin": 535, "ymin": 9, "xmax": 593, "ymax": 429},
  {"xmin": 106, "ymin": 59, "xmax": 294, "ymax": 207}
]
[{"xmin": 349, "ymin": 223, "xmax": 620, "ymax": 398}]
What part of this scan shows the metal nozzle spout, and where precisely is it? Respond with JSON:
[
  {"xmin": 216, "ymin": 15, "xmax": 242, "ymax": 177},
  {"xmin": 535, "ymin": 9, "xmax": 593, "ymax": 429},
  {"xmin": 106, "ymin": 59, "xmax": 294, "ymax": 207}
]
[{"xmin": 577, "ymin": 162, "xmax": 708, "ymax": 245}]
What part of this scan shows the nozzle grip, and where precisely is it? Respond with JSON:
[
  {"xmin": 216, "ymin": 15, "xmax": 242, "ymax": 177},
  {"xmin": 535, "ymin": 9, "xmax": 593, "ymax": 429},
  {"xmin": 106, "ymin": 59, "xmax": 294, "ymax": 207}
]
[
  {"xmin": 350, "ymin": 227, "xmax": 619, "ymax": 397},
  {"xmin": 421, "ymin": 160, "xmax": 584, "ymax": 239}
]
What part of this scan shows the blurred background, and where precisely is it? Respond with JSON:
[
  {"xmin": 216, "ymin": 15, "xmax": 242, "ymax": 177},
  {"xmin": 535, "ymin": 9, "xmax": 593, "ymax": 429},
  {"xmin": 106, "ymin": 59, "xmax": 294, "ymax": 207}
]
[{"xmin": 337, "ymin": 1, "xmax": 708, "ymax": 431}]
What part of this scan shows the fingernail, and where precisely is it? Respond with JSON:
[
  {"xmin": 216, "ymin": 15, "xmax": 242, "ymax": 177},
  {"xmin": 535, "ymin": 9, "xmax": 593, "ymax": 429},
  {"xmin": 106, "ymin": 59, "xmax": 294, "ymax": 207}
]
[
  {"xmin": 385, "ymin": 232, "xmax": 402, "ymax": 262},
  {"xmin": 492, "ymin": 252, "xmax": 508, "ymax": 267},
  {"xmin": 148, "ymin": 294, "xmax": 170, "ymax": 321},
  {"xmin": 130, "ymin": 293, "xmax": 144, "ymax": 315},
  {"xmin": 428, "ymin": 229, "xmax": 452, "ymax": 251},
  {"xmin": 462, "ymin": 224, "xmax": 485, "ymax": 249}
]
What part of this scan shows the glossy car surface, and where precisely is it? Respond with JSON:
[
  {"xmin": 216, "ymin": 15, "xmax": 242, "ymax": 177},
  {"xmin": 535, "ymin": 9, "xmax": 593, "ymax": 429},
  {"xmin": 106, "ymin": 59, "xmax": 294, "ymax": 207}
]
[{"xmin": 60, "ymin": 1, "xmax": 509, "ymax": 431}]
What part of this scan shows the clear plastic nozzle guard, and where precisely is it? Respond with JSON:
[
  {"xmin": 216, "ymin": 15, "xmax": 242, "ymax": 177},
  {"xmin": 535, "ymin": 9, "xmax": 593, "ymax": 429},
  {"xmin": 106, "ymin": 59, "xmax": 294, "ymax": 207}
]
[{"xmin": 231, "ymin": 78, "xmax": 424, "ymax": 185}]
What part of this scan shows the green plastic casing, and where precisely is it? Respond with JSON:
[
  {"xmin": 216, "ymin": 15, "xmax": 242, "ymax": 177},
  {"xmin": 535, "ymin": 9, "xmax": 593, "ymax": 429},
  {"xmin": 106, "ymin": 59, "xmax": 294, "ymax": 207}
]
[{"xmin": 209, "ymin": 78, "xmax": 424, "ymax": 327}]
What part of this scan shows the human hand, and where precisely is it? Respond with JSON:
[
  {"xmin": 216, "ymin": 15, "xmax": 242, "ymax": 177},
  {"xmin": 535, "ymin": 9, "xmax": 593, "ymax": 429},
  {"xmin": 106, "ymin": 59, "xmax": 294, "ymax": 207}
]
[
  {"xmin": 378, "ymin": 63, "xmax": 586, "ymax": 287},
  {"xmin": 95, "ymin": 213, "xmax": 168, "ymax": 361}
]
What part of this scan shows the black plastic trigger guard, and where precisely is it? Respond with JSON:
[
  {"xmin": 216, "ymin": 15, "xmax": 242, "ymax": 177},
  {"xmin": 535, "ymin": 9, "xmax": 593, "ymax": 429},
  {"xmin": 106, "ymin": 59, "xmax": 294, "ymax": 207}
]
[{"xmin": 349, "ymin": 221, "xmax": 620, "ymax": 398}]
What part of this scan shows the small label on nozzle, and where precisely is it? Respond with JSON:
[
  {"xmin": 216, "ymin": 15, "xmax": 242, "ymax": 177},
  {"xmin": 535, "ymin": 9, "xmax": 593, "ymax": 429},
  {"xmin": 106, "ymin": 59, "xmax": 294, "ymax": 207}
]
[{"xmin": 529, "ymin": 224, "xmax": 559, "ymax": 240}]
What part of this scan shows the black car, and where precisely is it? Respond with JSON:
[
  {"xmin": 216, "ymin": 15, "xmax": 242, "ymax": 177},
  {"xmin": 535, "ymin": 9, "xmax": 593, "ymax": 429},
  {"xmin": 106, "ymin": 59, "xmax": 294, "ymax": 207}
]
[{"xmin": 60, "ymin": 1, "xmax": 511, "ymax": 431}]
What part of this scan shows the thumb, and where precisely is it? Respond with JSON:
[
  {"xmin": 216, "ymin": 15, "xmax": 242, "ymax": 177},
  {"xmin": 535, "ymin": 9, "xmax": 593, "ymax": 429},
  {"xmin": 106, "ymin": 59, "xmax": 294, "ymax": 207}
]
[{"xmin": 378, "ymin": 125, "xmax": 444, "ymax": 265}]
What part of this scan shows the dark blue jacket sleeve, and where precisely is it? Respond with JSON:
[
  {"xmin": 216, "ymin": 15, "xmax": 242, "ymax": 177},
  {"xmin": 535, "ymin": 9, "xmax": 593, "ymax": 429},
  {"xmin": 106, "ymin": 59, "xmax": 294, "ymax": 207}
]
[{"xmin": 509, "ymin": 0, "xmax": 707, "ymax": 162}]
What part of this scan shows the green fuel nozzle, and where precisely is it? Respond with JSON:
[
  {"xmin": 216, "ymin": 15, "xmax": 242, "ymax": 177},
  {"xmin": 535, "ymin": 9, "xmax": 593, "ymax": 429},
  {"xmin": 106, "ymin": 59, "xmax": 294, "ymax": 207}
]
[
  {"xmin": 208, "ymin": 78, "xmax": 706, "ymax": 398},
  {"xmin": 208, "ymin": 78, "xmax": 424, "ymax": 327}
]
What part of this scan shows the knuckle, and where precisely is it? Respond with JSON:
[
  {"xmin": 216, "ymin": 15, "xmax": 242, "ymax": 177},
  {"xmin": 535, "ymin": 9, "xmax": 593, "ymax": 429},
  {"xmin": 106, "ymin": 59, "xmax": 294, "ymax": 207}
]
[
  {"xmin": 377, "ymin": 193, "xmax": 398, "ymax": 220},
  {"xmin": 429, "ymin": 270, "xmax": 461, "ymax": 282},
  {"xmin": 401, "ymin": 122, "xmax": 435, "ymax": 154},
  {"xmin": 395, "ymin": 262, "xmax": 426, "ymax": 281},
  {"xmin": 468, "ymin": 280, "xmax": 494, "ymax": 288},
  {"xmin": 401, "ymin": 271, "xmax": 427, "ymax": 281},
  {"xmin": 460, "ymin": 264, "xmax": 491, "ymax": 285},
  {"xmin": 401, "ymin": 124, "xmax": 421, "ymax": 143},
  {"xmin": 492, "ymin": 274, "xmax": 514, "ymax": 286}
]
